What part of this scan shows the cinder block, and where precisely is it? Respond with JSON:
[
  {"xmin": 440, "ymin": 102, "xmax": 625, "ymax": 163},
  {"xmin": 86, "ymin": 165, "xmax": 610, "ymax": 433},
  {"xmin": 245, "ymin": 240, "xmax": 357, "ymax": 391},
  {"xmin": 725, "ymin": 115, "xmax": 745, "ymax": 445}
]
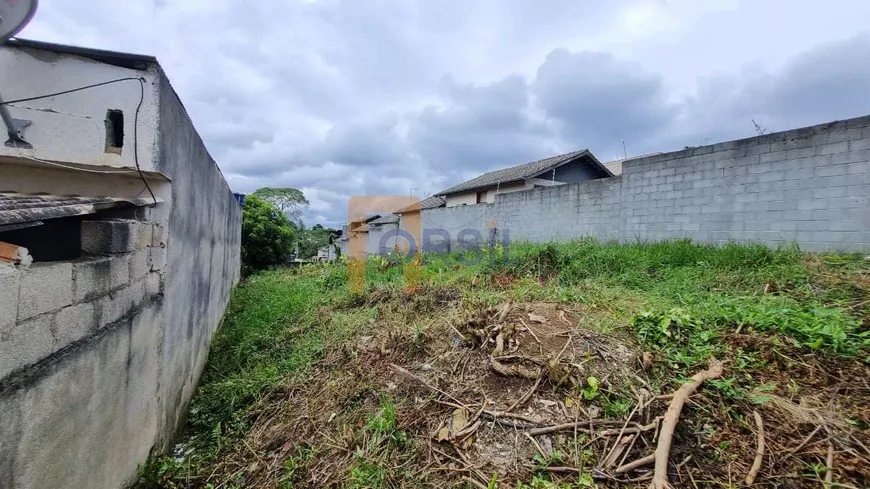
[
  {"xmin": 81, "ymin": 220, "xmax": 138, "ymax": 254},
  {"xmin": 18, "ymin": 262, "xmax": 73, "ymax": 321},
  {"xmin": 145, "ymin": 272, "xmax": 163, "ymax": 297},
  {"xmin": 136, "ymin": 222, "xmax": 153, "ymax": 249},
  {"xmin": 54, "ymin": 302, "xmax": 96, "ymax": 349},
  {"xmin": 149, "ymin": 246, "xmax": 167, "ymax": 272},
  {"xmin": 850, "ymin": 138, "xmax": 870, "ymax": 152},
  {"xmin": 816, "ymin": 141, "xmax": 850, "ymax": 156},
  {"xmin": 0, "ymin": 266, "xmax": 20, "ymax": 335},
  {"xmin": 0, "ymin": 313, "xmax": 54, "ymax": 380},
  {"xmin": 94, "ymin": 281, "xmax": 145, "ymax": 328},
  {"xmin": 129, "ymin": 249, "xmax": 150, "ymax": 282},
  {"xmin": 72, "ymin": 255, "xmax": 130, "ymax": 303}
]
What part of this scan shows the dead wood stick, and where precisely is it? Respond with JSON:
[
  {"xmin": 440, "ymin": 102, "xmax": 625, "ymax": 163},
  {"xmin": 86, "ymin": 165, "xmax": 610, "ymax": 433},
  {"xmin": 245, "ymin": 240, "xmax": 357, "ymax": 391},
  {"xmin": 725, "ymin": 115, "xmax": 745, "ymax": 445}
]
[
  {"xmin": 615, "ymin": 453, "xmax": 655, "ymax": 474},
  {"xmin": 650, "ymin": 359, "xmax": 725, "ymax": 489},
  {"xmin": 490, "ymin": 355, "xmax": 541, "ymax": 379},
  {"xmin": 545, "ymin": 466, "xmax": 581, "ymax": 474},
  {"xmin": 495, "ymin": 301, "xmax": 512, "ymax": 323},
  {"xmin": 527, "ymin": 419, "xmax": 623, "ymax": 436},
  {"xmin": 491, "ymin": 354, "xmax": 546, "ymax": 365},
  {"xmin": 524, "ymin": 432, "xmax": 547, "ymax": 459},
  {"xmin": 788, "ymin": 425, "xmax": 822, "ymax": 458},
  {"xmin": 446, "ymin": 320, "xmax": 466, "ymax": 340},
  {"xmin": 462, "ymin": 476, "xmax": 489, "ymax": 489},
  {"xmin": 431, "ymin": 399, "xmax": 541, "ymax": 424},
  {"xmin": 389, "ymin": 364, "xmax": 469, "ymax": 409},
  {"xmin": 601, "ymin": 396, "xmax": 643, "ymax": 468},
  {"xmin": 505, "ymin": 373, "xmax": 543, "ymax": 413},
  {"xmin": 483, "ymin": 411, "xmax": 542, "ymax": 424},
  {"xmin": 745, "ymin": 410, "xmax": 765, "ymax": 486},
  {"xmin": 453, "ymin": 420, "xmax": 482, "ymax": 440},
  {"xmin": 519, "ymin": 317, "xmax": 543, "ymax": 345},
  {"xmin": 824, "ymin": 443, "xmax": 834, "ymax": 488},
  {"xmin": 617, "ymin": 425, "xmax": 642, "ymax": 469}
]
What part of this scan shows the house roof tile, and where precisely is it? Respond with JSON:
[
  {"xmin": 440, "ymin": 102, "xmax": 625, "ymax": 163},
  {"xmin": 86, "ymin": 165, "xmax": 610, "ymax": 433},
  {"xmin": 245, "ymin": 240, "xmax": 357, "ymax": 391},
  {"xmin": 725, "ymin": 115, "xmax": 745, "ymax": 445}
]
[{"xmin": 435, "ymin": 149, "xmax": 612, "ymax": 196}]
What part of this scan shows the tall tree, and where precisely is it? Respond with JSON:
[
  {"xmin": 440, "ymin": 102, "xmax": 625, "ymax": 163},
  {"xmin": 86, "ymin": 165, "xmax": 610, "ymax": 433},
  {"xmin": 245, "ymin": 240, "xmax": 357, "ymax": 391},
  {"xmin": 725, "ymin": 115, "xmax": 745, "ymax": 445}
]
[
  {"xmin": 251, "ymin": 187, "xmax": 309, "ymax": 224},
  {"xmin": 240, "ymin": 196, "xmax": 295, "ymax": 274}
]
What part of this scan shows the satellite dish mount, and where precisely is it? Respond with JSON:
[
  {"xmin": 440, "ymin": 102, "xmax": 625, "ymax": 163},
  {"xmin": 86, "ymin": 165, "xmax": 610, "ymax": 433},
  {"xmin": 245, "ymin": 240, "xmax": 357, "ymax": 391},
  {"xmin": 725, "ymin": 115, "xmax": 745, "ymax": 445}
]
[{"xmin": 0, "ymin": 0, "xmax": 38, "ymax": 148}]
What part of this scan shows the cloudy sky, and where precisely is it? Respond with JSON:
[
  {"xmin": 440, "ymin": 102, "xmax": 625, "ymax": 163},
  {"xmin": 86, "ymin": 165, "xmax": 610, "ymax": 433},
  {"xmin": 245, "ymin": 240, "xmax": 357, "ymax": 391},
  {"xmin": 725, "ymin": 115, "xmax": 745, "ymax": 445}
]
[{"xmin": 19, "ymin": 1, "xmax": 870, "ymax": 226}]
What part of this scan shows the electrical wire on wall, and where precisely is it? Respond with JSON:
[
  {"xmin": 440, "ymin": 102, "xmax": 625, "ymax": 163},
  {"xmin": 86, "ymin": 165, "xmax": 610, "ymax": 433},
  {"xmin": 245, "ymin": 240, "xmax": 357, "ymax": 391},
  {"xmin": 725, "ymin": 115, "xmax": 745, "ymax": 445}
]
[{"xmin": 0, "ymin": 77, "xmax": 158, "ymax": 206}]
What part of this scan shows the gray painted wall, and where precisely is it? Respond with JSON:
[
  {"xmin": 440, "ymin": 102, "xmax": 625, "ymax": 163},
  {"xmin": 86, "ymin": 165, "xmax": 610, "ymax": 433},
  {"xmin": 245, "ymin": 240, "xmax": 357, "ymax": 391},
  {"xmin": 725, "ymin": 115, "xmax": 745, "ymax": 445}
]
[
  {"xmin": 153, "ymin": 69, "xmax": 242, "ymax": 452},
  {"xmin": 387, "ymin": 115, "xmax": 870, "ymax": 253},
  {"xmin": 0, "ymin": 69, "xmax": 241, "ymax": 489},
  {"xmin": 551, "ymin": 157, "xmax": 605, "ymax": 183}
]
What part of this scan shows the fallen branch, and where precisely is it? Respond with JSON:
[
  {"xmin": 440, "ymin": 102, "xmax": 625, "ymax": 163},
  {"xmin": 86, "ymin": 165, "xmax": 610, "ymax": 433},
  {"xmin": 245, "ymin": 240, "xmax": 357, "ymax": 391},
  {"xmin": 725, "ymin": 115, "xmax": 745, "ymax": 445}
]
[
  {"xmin": 504, "ymin": 373, "xmax": 543, "ymax": 413},
  {"xmin": 745, "ymin": 410, "xmax": 765, "ymax": 486},
  {"xmin": 490, "ymin": 356, "xmax": 541, "ymax": 379},
  {"xmin": 615, "ymin": 453, "xmax": 655, "ymax": 474},
  {"xmin": 434, "ymin": 399, "xmax": 544, "ymax": 426},
  {"xmin": 389, "ymin": 364, "xmax": 470, "ymax": 410},
  {"xmin": 602, "ymin": 435, "xmax": 634, "ymax": 468},
  {"xmin": 649, "ymin": 358, "xmax": 725, "ymax": 489},
  {"xmin": 524, "ymin": 432, "xmax": 547, "ymax": 459},
  {"xmin": 495, "ymin": 302, "xmax": 512, "ymax": 323},
  {"xmin": 601, "ymin": 396, "xmax": 643, "ymax": 469},
  {"xmin": 545, "ymin": 466, "xmax": 581, "ymax": 474},
  {"xmin": 824, "ymin": 443, "xmax": 834, "ymax": 488},
  {"xmin": 519, "ymin": 317, "xmax": 543, "ymax": 345},
  {"xmin": 527, "ymin": 419, "xmax": 623, "ymax": 436},
  {"xmin": 462, "ymin": 476, "xmax": 488, "ymax": 489}
]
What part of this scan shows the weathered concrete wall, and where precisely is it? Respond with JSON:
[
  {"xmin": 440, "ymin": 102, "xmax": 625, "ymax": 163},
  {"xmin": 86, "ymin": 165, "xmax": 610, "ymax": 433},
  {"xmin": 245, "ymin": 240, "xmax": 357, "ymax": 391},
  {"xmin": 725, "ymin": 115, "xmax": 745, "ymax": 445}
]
[
  {"xmin": 0, "ymin": 50, "xmax": 241, "ymax": 488},
  {"xmin": 0, "ymin": 45, "xmax": 160, "ymax": 171},
  {"xmin": 386, "ymin": 115, "xmax": 870, "ymax": 253},
  {"xmin": 0, "ymin": 217, "xmax": 164, "ymax": 489},
  {"xmin": 152, "ymin": 69, "xmax": 242, "ymax": 450}
]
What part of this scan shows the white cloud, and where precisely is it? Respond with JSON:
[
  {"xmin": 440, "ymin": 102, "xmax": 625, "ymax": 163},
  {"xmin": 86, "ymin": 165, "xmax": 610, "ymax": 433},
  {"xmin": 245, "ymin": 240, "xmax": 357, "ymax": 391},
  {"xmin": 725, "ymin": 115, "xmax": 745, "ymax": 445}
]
[{"xmin": 15, "ymin": 0, "xmax": 870, "ymax": 226}]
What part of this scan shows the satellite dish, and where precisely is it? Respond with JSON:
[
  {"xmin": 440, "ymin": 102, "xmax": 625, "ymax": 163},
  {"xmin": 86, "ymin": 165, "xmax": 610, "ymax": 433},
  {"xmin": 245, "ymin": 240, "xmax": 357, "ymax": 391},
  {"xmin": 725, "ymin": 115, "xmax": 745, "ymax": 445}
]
[
  {"xmin": 0, "ymin": 0, "xmax": 38, "ymax": 147},
  {"xmin": 0, "ymin": 0, "xmax": 38, "ymax": 43}
]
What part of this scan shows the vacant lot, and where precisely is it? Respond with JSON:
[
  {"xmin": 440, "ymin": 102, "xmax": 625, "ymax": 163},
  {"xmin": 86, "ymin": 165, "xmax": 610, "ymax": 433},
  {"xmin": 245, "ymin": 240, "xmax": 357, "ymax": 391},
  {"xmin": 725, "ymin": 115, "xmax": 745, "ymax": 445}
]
[{"xmin": 138, "ymin": 240, "xmax": 869, "ymax": 488}]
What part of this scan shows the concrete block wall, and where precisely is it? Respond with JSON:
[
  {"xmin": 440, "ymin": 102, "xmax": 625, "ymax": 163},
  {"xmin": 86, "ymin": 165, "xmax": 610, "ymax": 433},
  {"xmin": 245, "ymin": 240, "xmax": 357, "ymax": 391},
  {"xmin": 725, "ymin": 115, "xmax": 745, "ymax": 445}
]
[
  {"xmin": 383, "ymin": 114, "xmax": 870, "ymax": 254},
  {"xmin": 0, "ymin": 58, "xmax": 241, "ymax": 489},
  {"xmin": 496, "ymin": 177, "xmax": 623, "ymax": 244},
  {"xmin": 0, "ymin": 217, "xmax": 164, "ymax": 382},
  {"xmin": 620, "ymin": 116, "xmax": 870, "ymax": 250},
  {"xmin": 421, "ymin": 203, "xmax": 495, "ymax": 252}
]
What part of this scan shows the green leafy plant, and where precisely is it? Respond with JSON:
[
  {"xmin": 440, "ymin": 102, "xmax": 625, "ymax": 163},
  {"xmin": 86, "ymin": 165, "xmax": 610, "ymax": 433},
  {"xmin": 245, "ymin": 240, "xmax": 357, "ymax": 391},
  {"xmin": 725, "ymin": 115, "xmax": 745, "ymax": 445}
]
[{"xmin": 582, "ymin": 377, "xmax": 600, "ymax": 400}]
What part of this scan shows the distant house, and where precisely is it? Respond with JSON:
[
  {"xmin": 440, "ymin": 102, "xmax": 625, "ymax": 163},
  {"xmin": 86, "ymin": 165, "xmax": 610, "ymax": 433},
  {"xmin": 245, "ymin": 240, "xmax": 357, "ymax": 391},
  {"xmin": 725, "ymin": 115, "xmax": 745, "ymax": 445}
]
[
  {"xmin": 436, "ymin": 150, "xmax": 616, "ymax": 207},
  {"xmin": 393, "ymin": 195, "xmax": 447, "ymax": 216},
  {"xmin": 314, "ymin": 244, "xmax": 337, "ymax": 262}
]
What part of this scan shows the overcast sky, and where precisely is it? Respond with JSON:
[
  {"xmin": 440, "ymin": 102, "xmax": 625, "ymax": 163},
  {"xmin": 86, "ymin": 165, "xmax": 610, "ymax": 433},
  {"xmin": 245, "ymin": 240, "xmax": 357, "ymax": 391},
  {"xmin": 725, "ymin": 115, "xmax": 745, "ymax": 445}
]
[{"xmin": 20, "ymin": 1, "xmax": 870, "ymax": 227}]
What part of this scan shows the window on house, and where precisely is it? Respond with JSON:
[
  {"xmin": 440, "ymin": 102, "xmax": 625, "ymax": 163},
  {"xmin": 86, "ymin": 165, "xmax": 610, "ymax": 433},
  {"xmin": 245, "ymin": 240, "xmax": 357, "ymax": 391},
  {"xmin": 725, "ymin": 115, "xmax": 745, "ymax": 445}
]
[
  {"xmin": 105, "ymin": 110, "xmax": 124, "ymax": 154},
  {"xmin": 476, "ymin": 191, "xmax": 486, "ymax": 204}
]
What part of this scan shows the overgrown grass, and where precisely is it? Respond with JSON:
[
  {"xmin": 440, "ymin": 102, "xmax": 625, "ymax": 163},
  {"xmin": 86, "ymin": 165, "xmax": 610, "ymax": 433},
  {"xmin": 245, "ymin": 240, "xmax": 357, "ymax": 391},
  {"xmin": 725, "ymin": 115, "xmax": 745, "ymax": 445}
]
[
  {"xmin": 430, "ymin": 239, "xmax": 868, "ymax": 358},
  {"xmin": 138, "ymin": 238, "xmax": 869, "ymax": 487}
]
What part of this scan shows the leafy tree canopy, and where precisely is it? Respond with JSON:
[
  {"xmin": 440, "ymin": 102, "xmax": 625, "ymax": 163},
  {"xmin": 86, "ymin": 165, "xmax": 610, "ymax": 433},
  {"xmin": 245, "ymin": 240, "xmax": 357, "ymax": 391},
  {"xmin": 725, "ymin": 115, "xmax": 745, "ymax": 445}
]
[
  {"xmin": 251, "ymin": 187, "xmax": 309, "ymax": 224},
  {"xmin": 241, "ymin": 195, "xmax": 295, "ymax": 273}
]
